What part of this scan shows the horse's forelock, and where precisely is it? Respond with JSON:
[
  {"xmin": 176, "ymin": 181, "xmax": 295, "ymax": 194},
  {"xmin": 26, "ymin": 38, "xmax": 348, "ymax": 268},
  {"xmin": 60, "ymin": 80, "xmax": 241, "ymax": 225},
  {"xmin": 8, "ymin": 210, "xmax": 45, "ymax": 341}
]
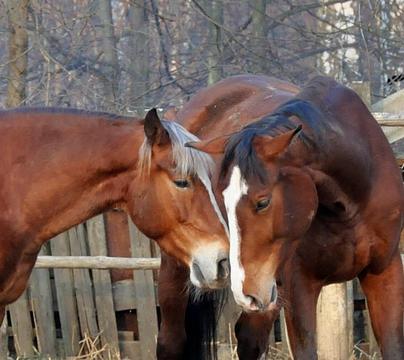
[
  {"xmin": 221, "ymin": 127, "xmax": 269, "ymax": 184},
  {"xmin": 162, "ymin": 120, "xmax": 215, "ymax": 179},
  {"xmin": 138, "ymin": 120, "xmax": 215, "ymax": 178},
  {"xmin": 221, "ymin": 99, "xmax": 321, "ymax": 184}
]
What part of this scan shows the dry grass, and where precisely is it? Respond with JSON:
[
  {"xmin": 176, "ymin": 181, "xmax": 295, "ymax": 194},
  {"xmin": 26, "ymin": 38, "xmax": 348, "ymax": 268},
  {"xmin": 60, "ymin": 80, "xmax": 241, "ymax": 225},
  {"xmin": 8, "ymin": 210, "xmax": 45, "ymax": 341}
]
[
  {"xmin": 11, "ymin": 343, "xmax": 384, "ymax": 360},
  {"xmin": 11, "ymin": 330, "xmax": 383, "ymax": 360},
  {"xmin": 72, "ymin": 333, "xmax": 120, "ymax": 360},
  {"xmin": 13, "ymin": 333, "xmax": 120, "ymax": 360},
  {"xmin": 352, "ymin": 343, "xmax": 382, "ymax": 360}
]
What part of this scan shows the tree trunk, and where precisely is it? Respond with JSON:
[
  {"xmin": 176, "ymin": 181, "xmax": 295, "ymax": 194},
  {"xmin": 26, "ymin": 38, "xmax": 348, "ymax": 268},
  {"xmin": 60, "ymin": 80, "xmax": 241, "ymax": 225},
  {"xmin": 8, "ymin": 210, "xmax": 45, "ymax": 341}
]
[
  {"xmin": 96, "ymin": 0, "xmax": 119, "ymax": 110},
  {"xmin": 250, "ymin": 0, "xmax": 268, "ymax": 73},
  {"xmin": 356, "ymin": 0, "xmax": 382, "ymax": 103},
  {"xmin": 128, "ymin": 0, "xmax": 149, "ymax": 115},
  {"xmin": 6, "ymin": 0, "xmax": 29, "ymax": 108},
  {"xmin": 206, "ymin": 0, "xmax": 223, "ymax": 85}
]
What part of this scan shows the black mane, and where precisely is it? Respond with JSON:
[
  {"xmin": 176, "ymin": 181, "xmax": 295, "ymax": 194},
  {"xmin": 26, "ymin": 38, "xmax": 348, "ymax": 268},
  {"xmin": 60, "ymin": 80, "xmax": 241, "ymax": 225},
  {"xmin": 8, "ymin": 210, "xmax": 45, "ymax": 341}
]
[{"xmin": 221, "ymin": 99, "xmax": 327, "ymax": 182}]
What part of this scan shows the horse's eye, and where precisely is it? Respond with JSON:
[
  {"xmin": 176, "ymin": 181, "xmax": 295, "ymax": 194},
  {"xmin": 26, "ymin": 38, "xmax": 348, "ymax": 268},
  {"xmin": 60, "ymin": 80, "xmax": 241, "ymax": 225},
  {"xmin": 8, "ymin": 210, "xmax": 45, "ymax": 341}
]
[
  {"xmin": 174, "ymin": 179, "xmax": 190, "ymax": 188},
  {"xmin": 256, "ymin": 198, "xmax": 270, "ymax": 212}
]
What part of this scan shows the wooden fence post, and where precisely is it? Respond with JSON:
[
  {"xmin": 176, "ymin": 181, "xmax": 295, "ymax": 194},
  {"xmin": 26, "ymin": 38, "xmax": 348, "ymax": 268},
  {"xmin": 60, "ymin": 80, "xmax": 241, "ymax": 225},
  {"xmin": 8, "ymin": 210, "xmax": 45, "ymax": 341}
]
[
  {"xmin": 129, "ymin": 220, "xmax": 158, "ymax": 360},
  {"xmin": 351, "ymin": 81, "xmax": 371, "ymax": 108},
  {"xmin": 50, "ymin": 232, "xmax": 80, "ymax": 356},
  {"xmin": 317, "ymin": 282, "xmax": 353, "ymax": 360},
  {"xmin": 8, "ymin": 290, "xmax": 34, "ymax": 357},
  {"xmin": 0, "ymin": 315, "xmax": 7, "ymax": 358},
  {"xmin": 29, "ymin": 246, "xmax": 57, "ymax": 357},
  {"xmin": 68, "ymin": 225, "xmax": 99, "ymax": 338},
  {"xmin": 87, "ymin": 215, "xmax": 119, "ymax": 354}
]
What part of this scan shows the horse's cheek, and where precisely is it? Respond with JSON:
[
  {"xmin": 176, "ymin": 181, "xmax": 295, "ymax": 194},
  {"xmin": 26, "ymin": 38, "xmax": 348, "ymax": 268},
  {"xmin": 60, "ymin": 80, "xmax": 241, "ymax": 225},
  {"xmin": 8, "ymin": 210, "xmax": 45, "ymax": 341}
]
[{"xmin": 280, "ymin": 175, "xmax": 318, "ymax": 239}]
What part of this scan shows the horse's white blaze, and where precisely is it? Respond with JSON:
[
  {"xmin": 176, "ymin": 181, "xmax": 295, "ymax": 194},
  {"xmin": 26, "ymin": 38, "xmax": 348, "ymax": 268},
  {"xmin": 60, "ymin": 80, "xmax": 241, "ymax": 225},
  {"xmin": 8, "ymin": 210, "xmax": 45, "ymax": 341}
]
[{"xmin": 222, "ymin": 166, "xmax": 252, "ymax": 308}]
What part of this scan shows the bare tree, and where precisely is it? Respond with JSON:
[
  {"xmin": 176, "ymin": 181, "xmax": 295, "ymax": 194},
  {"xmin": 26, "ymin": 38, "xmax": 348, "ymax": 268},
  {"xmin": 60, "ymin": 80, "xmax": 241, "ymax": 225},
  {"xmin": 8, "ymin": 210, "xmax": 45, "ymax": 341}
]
[
  {"xmin": 205, "ymin": 0, "xmax": 223, "ymax": 84},
  {"xmin": 249, "ymin": 0, "xmax": 268, "ymax": 73},
  {"xmin": 6, "ymin": 0, "xmax": 29, "ymax": 108},
  {"xmin": 1, "ymin": 0, "xmax": 402, "ymax": 112},
  {"xmin": 127, "ymin": 0, "xmax": 150, "ymax": 114},
  {"xmin": 95, "ymin": 0, "xmax": 120, "ymax": 110}
]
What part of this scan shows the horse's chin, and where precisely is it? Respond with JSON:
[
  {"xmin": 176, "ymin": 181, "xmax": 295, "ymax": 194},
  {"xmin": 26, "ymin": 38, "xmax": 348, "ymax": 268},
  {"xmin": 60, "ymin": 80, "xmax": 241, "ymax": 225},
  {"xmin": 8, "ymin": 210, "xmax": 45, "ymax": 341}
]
[{"xmin": 242, "ymin": 300, "xmax": 279, "ymax": 313}]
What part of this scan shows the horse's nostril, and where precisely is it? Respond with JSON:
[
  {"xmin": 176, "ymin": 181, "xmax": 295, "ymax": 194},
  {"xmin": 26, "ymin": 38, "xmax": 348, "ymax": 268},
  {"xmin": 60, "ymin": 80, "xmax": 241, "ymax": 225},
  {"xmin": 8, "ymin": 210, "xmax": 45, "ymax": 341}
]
[
  {"xmin": 245, "ymin": 294, "xmax": 265, "ymax": 311},
  {"xmin": 270, "ymin": 285, "xmax": 277, "ymax": 303},
  {"xmin": 192, "ymin": 261, "xmax": 205, "ymax": 284},
  {"xmin": 217, "ymin": 257, "xmax": 229, "ymax": 279}
]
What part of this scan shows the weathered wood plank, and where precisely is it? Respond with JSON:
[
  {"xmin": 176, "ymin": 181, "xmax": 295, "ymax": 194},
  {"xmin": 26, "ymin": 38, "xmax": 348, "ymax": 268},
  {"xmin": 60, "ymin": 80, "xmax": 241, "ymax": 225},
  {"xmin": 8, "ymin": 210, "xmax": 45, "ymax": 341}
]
[
  {"xmin": 372, "ymin": 88, "xmax": 404, "ymax": 113},
  {"xmin": 351, "ymin": 81, "xmax": 371, "ymax": 107},
  {"xmin": 112, "ymin": 279, "xmax": 137, "ymax": 311},
  {"xmin": 35, "ymin": 255, "xmax": 161, "ymax": 269},
  {"xmin": 87, "ymin": 215, "xmax": 119, "ymax": 353},
  {"xmin": 316, "ymin": 282, "xmax": 353, "ymax": 360},
  {"xmin": 68, "ymin": 225, "xmax": 99, "ymax": 338},
  {"xmin": 0, "ymin": 313, "xmax": 7, "ymax": 358},
  {"xmin": 280, "ymin": 308, "xmax": 290, "ymax": 357},
  {"xmin": 119, "ymin": 339, "xmax": 142, "ymax": 360},
  {"xmin": 217, "ymin": 343, "xmax": 233, "ymax": 360},
  {"xmin": 379, "ymin": 119, "xmax": 404, "ymax": 126},
  {"xmin": 50, "ymin": 232, "xmax": 80, "ymax": 356},
  {"xmin": 8, "ymin": 290, "xmax": 34, "ymax": 356},
  {"xmin": 129, "ymin": 219, "xmax": 158, "ymax": 360},
  {"xmin": 29, "ymin": 245, "xmax": 57, "ymax": 357},
  {"xmin": 217, "ymin": 293, "xmax": 238, "ymax": 344}
]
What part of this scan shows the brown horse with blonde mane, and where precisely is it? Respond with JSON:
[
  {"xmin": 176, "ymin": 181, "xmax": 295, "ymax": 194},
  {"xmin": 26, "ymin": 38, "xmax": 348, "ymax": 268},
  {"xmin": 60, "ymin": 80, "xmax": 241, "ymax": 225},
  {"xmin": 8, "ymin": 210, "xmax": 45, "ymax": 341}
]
[
  {"xmin": 189, "ymin": 76, "xmax": 404, "ymax": 359},
  {"xmin": 0, "ymin": 107, "xmax": 230, "ymax": 332}
]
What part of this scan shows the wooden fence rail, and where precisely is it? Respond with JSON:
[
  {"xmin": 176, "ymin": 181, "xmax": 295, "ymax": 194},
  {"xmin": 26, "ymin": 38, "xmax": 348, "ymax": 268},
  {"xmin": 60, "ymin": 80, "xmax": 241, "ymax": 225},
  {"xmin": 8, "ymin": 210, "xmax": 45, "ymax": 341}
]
[{"xmin": 35, "ymin": 256, "xmax": 161, "ymax": 269}]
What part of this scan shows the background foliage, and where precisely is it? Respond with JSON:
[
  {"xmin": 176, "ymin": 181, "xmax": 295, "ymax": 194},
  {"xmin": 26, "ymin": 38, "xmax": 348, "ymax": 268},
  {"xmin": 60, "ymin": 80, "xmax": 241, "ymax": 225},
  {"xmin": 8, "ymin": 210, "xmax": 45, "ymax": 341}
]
[{"xmin": 0, "ymin": 0, "xmax": 403, "ymax": 114}]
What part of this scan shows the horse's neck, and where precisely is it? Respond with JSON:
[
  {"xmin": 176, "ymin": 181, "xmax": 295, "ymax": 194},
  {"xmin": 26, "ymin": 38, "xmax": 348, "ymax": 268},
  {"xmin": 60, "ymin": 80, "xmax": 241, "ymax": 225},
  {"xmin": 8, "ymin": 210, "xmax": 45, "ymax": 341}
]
[{"xmin": 9, "ymin": 113, "xmax": 143, "ymax": 243}]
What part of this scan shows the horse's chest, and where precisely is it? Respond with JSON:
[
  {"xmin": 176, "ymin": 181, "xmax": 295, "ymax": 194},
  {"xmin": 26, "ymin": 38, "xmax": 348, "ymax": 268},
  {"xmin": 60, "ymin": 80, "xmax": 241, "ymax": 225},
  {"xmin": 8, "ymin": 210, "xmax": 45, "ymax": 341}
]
[
  {"xmin": 0, "ymin": 270, "xmax": 35, "ymax": 306},
  {"xmin": 0, "ymin": 251, "xmax": 38, "ymax": 305}
]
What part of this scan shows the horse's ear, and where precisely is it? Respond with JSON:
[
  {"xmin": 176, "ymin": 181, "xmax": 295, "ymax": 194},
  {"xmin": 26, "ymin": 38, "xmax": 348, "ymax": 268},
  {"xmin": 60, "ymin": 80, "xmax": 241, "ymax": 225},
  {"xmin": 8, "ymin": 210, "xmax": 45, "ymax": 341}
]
[
  {"xmin": 185, "ymin": 134, "xmax": 230, "ymax": 154},
  {"xmin": 253, "ymin": 125, "xmax": 302, "ymax": 160},
  {"xmin": 144, "ymin": 108, "xmax": 170, "ymax": 146}
]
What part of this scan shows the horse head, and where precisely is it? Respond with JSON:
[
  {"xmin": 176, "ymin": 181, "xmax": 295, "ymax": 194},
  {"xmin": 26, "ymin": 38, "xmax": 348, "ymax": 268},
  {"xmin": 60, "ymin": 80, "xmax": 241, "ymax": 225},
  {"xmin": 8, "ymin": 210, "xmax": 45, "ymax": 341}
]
[
  {"xmin": 128, "ymin": 109, "xmax": 229, "ymax": 290},
  {"xmin": 187, "ymin": 111, "xmax": 318, "ymax": 311}
]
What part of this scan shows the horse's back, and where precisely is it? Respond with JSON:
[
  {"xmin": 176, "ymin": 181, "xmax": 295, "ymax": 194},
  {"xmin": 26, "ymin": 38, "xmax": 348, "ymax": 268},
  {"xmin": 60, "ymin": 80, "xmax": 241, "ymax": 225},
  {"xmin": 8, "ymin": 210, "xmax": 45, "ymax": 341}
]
[{"xmin": 177, "ymin": 75, "xmax": 299, "ymax": 139}]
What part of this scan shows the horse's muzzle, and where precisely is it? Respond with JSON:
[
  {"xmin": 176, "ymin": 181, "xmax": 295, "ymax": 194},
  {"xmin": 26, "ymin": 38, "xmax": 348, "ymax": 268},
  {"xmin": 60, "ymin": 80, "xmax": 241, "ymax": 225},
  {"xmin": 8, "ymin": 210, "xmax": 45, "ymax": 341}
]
[{"xmin": 190, "ymin": 250, "xmax": 229, "ymax": 289}]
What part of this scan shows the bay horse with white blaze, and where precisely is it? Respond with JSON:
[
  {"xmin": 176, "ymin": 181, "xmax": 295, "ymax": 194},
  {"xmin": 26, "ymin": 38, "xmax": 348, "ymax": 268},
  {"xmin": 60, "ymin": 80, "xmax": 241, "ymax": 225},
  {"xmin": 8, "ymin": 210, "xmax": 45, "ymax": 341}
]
[
  {"xmin": 189, "ymin": 76, "xmax": 404, "ymax": 359},
  {"xmin": 157, "ymin": 74, "xmax": 299, "ymax": 359},
  {"xmin": 0, "ymin": 107, "xmax": 229, "ymax": 329}
]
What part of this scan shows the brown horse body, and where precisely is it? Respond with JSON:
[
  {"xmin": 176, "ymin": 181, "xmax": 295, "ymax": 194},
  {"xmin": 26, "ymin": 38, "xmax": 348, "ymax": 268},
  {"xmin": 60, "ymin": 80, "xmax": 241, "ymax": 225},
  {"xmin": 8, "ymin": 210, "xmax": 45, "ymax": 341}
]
[
  {"xmin": 157, "ymin": 75, "xmax": 299, "ymax": 359},
  {"xmin": 0, "ymin": 108, "xmax": 229, "ymax": 325},
  {"xmin": 190, "ymin": 76, "xmax": 404, "ymax": 359}
]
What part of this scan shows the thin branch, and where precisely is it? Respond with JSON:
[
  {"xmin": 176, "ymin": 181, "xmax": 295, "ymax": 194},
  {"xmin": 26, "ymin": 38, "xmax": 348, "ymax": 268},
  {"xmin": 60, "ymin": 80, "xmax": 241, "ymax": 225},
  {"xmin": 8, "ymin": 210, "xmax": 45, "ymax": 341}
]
[{"xmin": 149, "ymin": 0, "xmax": 190, "ymax": 95}]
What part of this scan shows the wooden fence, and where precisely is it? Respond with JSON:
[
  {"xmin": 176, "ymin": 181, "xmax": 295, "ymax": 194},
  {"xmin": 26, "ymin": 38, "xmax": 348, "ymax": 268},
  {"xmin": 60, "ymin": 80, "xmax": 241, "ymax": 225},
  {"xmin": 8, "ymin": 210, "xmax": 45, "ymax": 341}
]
[
  {"xmin": 1, "ymin": 103, "xmax": 404, "ymax": 359},
  {"xmin": 1, "ymin": 215, "xmax": 164, "ymax": 359},
  {"xmin": 3, "ymin": 217, "xmax": 402, "ymax": 360}
]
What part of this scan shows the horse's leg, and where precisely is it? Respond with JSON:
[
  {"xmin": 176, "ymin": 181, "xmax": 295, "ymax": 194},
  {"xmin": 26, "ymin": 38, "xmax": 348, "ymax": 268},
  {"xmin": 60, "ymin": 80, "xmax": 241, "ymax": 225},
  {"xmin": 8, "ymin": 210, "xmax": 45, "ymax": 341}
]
[
  {"xmin": 236, "ymin": 309, "xmax": 279, "ymax": 360},
  {"xmin": 359, "ymin": 251, "xmax": 404, "ymax": 359},
  {"xmin": 157, "ymin": 251, "xmax": 189, "ymax": 360},
  {"xmin": 282, "ymin": 268, "xmax": 322, "ymax": 359}
]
